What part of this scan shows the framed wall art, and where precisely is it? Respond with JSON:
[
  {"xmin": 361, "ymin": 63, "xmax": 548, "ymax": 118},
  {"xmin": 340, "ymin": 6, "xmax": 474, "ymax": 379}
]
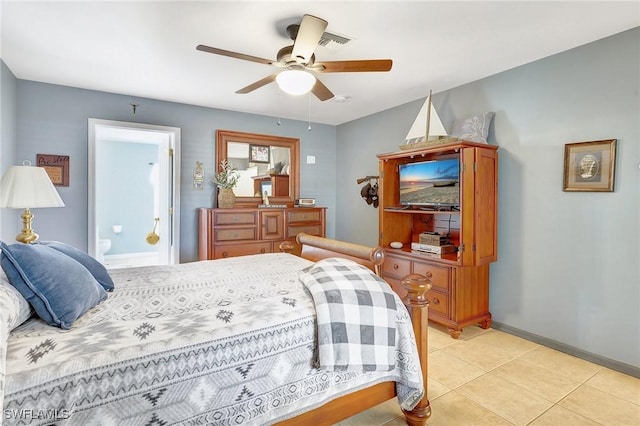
[
  {"xmin": 249, "ymin": 144, "xmax": 270, "ymax": 163},
  {"xmin": 563, "ymin": 139, "xmax": 616, "ymax": 192},
  {"xmin": 37, "ymin": 154, "xmax": 70, "ymax": 187}
]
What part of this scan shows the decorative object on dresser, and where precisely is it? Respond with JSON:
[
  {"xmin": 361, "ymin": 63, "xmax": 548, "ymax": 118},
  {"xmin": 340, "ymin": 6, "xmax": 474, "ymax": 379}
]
[
  {"xmin": 213, "ymin": 159, "xmax": 239, "ymax": 208},
  {"xmin": 378, "ymin": 140, "xmax": 498, "ymax": 338},
  {"xmin": 198, "ymin": 207, "xmax": 326, "ymax": 259},
  {"xmin": 563, "ymin": 139, "xmax": 617, "ymax": 192},
  {"xmin": 400, "ymin": 90, "xmax": 457, "ymax": 150}
]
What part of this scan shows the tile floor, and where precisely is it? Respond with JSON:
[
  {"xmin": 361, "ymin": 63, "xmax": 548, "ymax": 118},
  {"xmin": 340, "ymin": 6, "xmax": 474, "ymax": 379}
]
[{"xmin": 337, "ymin": 324, "xmax": 640, "ymax": 426}]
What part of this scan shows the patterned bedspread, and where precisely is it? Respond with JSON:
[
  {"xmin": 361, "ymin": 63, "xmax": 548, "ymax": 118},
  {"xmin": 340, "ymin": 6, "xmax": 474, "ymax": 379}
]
[{"xmin": 2, "ymin": 253, "xmax": 423, "ymax": 425}]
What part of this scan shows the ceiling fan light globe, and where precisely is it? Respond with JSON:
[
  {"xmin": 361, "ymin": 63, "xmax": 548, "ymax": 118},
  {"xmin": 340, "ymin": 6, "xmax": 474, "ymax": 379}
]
[{"xmin": 276, "ymin": 70, "xmax": 316, "ymax": 95}]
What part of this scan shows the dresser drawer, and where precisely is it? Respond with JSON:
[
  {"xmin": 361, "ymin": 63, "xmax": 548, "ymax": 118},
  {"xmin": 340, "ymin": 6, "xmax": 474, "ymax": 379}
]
[
  {"xmin": 214, "ymin": 242, "xmax": 272, "ymax": 259},
  {"xmin": 382, "ymin": 255, "xmax": 411, "ymax": 279},
  {"xmin": 214, "ymin": 211, "xmax": 257, "ymax": 226},
  {"xmin": 287, "ymin": 209, "xmax": 322, "ymax": 223},
  {"xmin": 214, "ymin": 227, "xmax": 257, "ymax": 242},
  {"xmin": 426, "ymin": 289, "xmax": 449, "ymax": 317},
  {"xmin": 413, "ymin": 262, "xmax": 450, "ymax": 292},
  {"xmin": 286, "ymin": 224, "xmax": 323, "ymax": 238}
]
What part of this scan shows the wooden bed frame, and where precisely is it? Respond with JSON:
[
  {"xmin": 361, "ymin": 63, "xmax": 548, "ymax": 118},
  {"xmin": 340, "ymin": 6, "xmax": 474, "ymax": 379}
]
[{"xmin": 278, "ymin": 233, "xmax": 432, "ymax": 426}]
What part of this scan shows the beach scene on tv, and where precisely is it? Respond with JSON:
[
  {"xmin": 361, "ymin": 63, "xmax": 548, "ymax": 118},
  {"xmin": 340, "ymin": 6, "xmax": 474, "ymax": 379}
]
[{"xmin": 399, "ymin": 158, "xmax": 460, "ymax": 206}]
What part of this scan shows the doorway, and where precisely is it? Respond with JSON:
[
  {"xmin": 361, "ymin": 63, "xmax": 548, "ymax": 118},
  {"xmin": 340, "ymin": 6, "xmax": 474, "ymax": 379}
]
[{"xmin": 88, "ymin": 119, "xmax": 180, "ymax": 268}]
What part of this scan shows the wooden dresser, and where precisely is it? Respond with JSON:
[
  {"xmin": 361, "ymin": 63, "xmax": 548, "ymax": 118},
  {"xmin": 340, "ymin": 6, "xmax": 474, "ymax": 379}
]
[{"xmin": 198, "ymin": 207, "xmax": 326, "ymax": 260}]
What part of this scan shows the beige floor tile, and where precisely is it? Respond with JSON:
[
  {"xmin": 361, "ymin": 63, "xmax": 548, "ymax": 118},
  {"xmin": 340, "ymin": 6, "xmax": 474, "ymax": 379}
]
[
  {"xmin": 426, "ymin": 391, "xmax": 512, "ymax": 426},
  {"xmin": 428, "ymin": 326, "xmax": 459, "ymax": 352},
  {"xmin": 466, "ymin": 329, "xmax": 539, "ymax": 358},
  {"xmin": 428, "ymin": 350, "xmax": 486, "ymax": 390},
  {"xmin": 427, "ymin": 377, "xmax": 451, "ymax": 400},
  {"xmin": 492, "ymin": 358, "xmax": 582, "ymax": 402},
  {"xmin": 336, "ymin": 398, "xmax": 403, "ymax": 426},
  {"xmin": 456, "ymin": 324, "xmax": 492, "ymax": 340},
  {"xmin": 520, "ymin": 346, "xmax": 602, "ymax": 382},
  {"xmin": 559, "ymin": 384, "xmax": 640, "ymax": 425},
  {"xmin": 457, "ymin": 373, "xmax": 554, "ymax": 426},
  {"xmin": 585, "ymin": 367, "xmax": 640, "ymax": 405},
  {"xmin": 528, "ymin": 405, "xmax": 601, "ymax": 426},
  {"xmin": 441, "ymin": 338, "xmax": 521, "ymax": 372}
]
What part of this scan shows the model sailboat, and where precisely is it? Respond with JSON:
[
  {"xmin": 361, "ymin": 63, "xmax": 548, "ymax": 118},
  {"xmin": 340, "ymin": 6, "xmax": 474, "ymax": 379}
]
[{"xmin": 403, "ymin": 90, "xmax": 457, "ymax": 147}]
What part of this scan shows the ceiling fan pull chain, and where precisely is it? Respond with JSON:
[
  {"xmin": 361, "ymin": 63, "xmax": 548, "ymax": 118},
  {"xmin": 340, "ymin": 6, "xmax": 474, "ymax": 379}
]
[{"xmin": 308, "ymin": 92, "xmax": 312, "ymax": 131}]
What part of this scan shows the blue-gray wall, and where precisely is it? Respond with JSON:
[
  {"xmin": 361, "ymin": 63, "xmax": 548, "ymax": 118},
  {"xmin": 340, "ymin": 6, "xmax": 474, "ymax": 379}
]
[
  {"xmin": 1, "ymin": 60, "xmax": 18, "ymax": 241},
  {"xmin": 12, "ymin": 82, "xmax": 336, "ymax": 262},
  {"xmin": 336, "ymin": 28, "xmax": 639, "ymax": 370}
]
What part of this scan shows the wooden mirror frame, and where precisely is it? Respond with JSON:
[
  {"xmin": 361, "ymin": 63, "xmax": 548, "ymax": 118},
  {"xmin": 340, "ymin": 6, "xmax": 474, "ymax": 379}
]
[{"xmin": 216, "ymin": 129, "xmax": 300, "ymax": 208}]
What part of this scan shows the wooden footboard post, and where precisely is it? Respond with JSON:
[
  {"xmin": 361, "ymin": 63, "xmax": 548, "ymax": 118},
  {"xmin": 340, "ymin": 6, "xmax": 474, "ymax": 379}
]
[{"xmin": 401, "ymin": 274, "xmax": 432, "ymax": 426}]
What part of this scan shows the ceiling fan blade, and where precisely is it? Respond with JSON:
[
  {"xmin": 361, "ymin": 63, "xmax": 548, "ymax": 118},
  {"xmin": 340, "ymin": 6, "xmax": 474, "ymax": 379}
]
[
  {"xmin": 291, "ymin": 15, "xmax": 328, "ymax": 64},
  {"xmin": 236, "ymin": 74, "xmax": 278, "ymax": 94},
  {"xmin": 311, "ymin": 78, "xmax": 334, "ymax": 101},
  {"xmin": 313, "ymin": 59, "xmax": 393, "ymax": 73},
  {"xmin": 197, "ymin": 44, "xmax": 274, "ymax": 66}
]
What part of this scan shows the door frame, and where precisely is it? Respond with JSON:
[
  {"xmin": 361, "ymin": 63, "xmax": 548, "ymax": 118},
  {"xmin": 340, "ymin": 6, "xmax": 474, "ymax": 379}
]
[{"xmin": 88, "ymin": 118, "xmax": 181, "ymax": 264}]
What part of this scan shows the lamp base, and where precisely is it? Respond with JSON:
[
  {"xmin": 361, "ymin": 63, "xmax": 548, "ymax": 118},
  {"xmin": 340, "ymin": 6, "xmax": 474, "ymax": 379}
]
[{"xmin": 16, "ymin": 208, "xmax": 39, "ymax": 244}]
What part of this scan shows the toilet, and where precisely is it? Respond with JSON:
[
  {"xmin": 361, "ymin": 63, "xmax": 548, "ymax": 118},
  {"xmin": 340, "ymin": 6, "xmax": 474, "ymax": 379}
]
[{"xmin": 98, "ymin": 239, "xmax": 112, "ymax": 264}]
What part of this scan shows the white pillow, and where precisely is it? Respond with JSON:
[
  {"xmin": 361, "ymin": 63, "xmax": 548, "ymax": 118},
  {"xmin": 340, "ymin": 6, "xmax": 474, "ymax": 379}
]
[
  {"xmin": 1, "ymin": 268, "xmax": 33, "ymax": 331},
  {"xmin": 451, "ymin": 112, "xmax": 495, "ymax": 144}
]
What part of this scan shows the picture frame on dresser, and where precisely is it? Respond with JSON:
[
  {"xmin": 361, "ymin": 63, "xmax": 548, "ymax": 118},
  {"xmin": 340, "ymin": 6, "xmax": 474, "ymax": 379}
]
[{"xmin": 563, "ymin": 139, "xmax": 617, "ymax": 192}]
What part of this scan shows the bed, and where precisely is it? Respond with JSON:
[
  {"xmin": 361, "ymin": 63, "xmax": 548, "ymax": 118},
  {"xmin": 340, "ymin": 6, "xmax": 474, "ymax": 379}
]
[{"xmin": 0, "ymin": 234, "xmax": 431, "ymax": 425}]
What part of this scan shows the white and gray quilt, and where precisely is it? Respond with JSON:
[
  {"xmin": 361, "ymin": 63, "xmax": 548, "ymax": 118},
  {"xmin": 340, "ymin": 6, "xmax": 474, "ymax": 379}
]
[{"xmin": 2, "ymin": 253, "xmax": 423, "ymax": 425}]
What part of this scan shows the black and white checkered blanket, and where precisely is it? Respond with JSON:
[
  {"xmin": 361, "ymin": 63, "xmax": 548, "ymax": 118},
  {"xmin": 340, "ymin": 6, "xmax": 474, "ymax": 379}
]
[{"xmin": 299, "ymin": 257, "xmax": 398, "ymax": 372}]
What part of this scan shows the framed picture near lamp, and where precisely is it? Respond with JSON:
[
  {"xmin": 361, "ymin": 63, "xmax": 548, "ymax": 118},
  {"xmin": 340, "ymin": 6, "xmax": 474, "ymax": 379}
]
[{"xmin": 563, "ymin": 139, "xmax": 617, "ymax": 192}]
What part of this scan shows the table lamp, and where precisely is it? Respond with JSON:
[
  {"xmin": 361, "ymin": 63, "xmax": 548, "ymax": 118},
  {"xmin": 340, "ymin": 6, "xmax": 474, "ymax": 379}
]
[{"xmin": 0, "ymin": 161, "xmax": 65, "ymax": 243}]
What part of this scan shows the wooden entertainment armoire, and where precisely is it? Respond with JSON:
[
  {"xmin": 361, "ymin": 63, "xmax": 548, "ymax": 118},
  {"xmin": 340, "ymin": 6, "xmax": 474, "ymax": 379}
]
[{"xmin": 377, "ymin": 141, "xmax": 498, "ymax": 338}]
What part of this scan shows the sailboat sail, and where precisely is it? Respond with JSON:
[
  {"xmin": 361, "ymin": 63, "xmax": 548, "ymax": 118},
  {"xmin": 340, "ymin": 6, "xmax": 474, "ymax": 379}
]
[{"xmin": 404, "ymin": 94, "xmax": 449, "ymax": 144}]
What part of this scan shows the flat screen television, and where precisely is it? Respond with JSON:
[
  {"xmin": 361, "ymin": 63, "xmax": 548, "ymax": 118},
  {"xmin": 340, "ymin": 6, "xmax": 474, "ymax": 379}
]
[{"xmin": 399, "ymin": 158, "xmax": 460, "ymax": 208}]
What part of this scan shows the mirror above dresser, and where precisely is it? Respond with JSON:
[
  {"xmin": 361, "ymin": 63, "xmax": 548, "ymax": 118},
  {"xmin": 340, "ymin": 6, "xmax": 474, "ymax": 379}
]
[{"xmin": 216, "ymin": 130, "xmax": 300, "ymax": 207}]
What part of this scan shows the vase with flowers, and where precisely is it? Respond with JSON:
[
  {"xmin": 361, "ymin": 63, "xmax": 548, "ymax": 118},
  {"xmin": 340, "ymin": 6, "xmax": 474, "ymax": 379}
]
[{"xmin": 214, "ymin": 160, "xmax": 239, "ymax": 208}]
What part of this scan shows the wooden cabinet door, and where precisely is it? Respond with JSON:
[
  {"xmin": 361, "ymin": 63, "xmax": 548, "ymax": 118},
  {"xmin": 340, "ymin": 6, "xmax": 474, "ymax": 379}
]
[
  {"xmin": 260, "ymin": 211, "xmax": 284, "ymax": 240},
  {"xmin": 460, "ymin": 147, "xmax": 498, "ymax": 266}
]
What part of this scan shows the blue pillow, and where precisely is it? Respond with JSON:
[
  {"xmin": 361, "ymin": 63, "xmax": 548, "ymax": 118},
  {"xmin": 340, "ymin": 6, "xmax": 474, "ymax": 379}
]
[
  {"xmin": 39, "ymin": 241, "xmax": 114, "ymax": 292},
  {"xmin": 0, "ymin": 242, "xmax": 107, "ymax": 329}
]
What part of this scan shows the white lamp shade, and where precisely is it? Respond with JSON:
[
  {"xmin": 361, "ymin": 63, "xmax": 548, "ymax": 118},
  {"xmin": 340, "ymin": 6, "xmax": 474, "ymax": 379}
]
[
  {"xmin": 276, "ymin": 69, "xmax": 316, "ymax": 96},
  {"xmin": 0, "ymin": 165, "xmax": 65, "ymax": 209}
]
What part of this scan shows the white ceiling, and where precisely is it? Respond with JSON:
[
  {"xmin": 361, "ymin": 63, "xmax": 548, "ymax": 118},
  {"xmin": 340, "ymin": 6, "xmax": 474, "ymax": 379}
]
[{"xmin": 2, "ymin": 1, "xmax": 638, "ymax": 125}]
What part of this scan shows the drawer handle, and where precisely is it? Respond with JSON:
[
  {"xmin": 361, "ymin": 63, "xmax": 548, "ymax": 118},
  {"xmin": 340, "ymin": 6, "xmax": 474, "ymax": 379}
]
[
  {"xmin": 233, "ymin": 233, "xmax": 238, "ymax": 238},
  {"xmin": 233, "ymin": 217, "xmax": 239, "ymax": 222},
  {"xmin": 430, "ymin": 297, "xmax": 440, "ymax": 306},
  {"xmin": 222, "ymin": 252, "xmax": 228, "ymax": 258},
  {"xmin": 425, "ymin": 271, "xmax": 433, "ymax": 279},
  {"xmin": 260, "ymin": 248, "xmax": 266, "ymax": 254},
  {"xmin": 393, "ymin": 263, "xmax": 399, "ymax": 270}
]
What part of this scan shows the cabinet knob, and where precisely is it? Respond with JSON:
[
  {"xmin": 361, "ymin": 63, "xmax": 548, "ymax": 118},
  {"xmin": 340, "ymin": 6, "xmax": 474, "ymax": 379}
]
[
  {"xmin": 233, "ymin": 217, "xmax": 239, "ymax": 222},
  {"xmin": 222, "ymin": 252, "xmax": 228, "ymax": 258},
  {"xmin": 393, "ymin": 263, "xmax": 399, "ymax": 270},
  {"xmin": 425, "ymin": 271, "xmax": 433, "ymax": 279},
  {"xmin": 260, "ymin": 248, "xmax": 266, "ymax": 254},
  {"xmin": 431, "ymin": 297, "xmax": 440, "ymax": 306}
]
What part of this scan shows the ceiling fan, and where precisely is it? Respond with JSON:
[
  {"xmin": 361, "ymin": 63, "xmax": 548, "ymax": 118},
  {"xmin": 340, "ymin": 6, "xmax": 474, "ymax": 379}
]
[{"xmin": 196, "ymin": 14, "xmax": 392, "ymax": 101}]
